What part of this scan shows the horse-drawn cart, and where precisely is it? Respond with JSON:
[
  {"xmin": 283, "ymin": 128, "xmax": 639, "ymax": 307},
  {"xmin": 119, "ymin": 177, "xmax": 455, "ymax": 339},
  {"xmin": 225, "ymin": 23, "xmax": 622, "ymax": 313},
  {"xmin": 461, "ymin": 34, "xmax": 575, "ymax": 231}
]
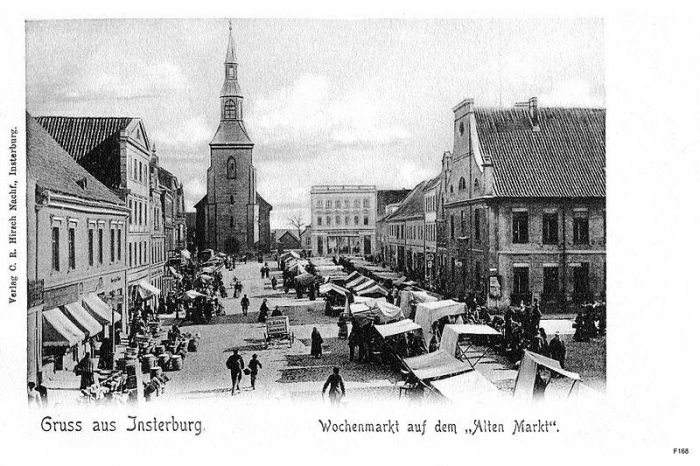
[{"xmin": 264, "ymin": 316, "xmax": 295, "ymax": 348}]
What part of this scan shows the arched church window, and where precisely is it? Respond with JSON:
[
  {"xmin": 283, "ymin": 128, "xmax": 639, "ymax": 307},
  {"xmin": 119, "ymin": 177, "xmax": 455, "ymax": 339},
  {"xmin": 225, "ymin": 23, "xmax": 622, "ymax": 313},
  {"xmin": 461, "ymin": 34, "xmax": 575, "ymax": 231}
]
[
  {"xmin": 458, "ymin": 177, "xmax": 466, "ymax": 191},
  {"xmin": 229, "ymin": 217, "xmax": 234, "ymax": 228},
  {"xmin": 227, "ymin": 157, "xmax": 237, "ymax": 179},
  {"xmin": 224, "ymin": 99, "xmax": 237, "ymax": 119},
  {"xmin": 230, "ymin": 195, "xmax": 234, "ymax": 204}
]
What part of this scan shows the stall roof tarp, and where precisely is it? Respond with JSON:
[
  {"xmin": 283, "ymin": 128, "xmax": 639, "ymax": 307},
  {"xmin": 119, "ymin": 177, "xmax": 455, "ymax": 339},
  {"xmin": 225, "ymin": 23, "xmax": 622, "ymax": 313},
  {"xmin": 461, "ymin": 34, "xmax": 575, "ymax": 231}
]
[
  {"xmin": 430, "ymin": 369, "xmax": 501, "ymax": 401},
  {"xmin": 138, "ymin": 280, "xmax": 161, "ymax": 298},
  {"xmin": 183, "ymin": 290, "xmax": 208, "ymax": 300},
  {"xmin": 62, "ymin": 301, "xmax": 102, "ymax": 337},
  {"xmin": 415, "ymin": 300, "xmax": 467, "ymax": 344},
  {"xmin": 82, "ymin": 293, "xmax": 120, "ymax": 324},
  {"xmin": 319, "ymin": 283, "xmax": 349, "ymax": 295},
  {"xmin": 375, "ymin": 319, "xmax": 422, "ymax": 338},
  {"xmin": 350, "ymin": 299, "xmax": 404, "ymax": 324},
  {"xmin": 347, "ymin": 276, "xmax": 370, "ymax": 288},
  {"xmin": 356, "ymin": 284, "xmax": 388, "ymax": 296},
  {"xmin": 403, "ymin": 350, "xmax": 472, "ymax": 381},
  {"xmin": 343, "ymin": 271, "xmax": 361, "ymax": 282},
  {"xmin": 43, "ymin": 307, "xmax": 85, "ymax": 347},
  {"xmin": 399, "ymin": 290, "xmax": 438, "ymax": 317},
  {"xmin": 513, "ymin": 350, "xmax": 581, "ymax": 401},
  {"xmin": 439, "ymin": 324, "xmax": 502, "ymax": 359},
  {"xmin": 295, "ymin": 272, "xmax": 315, "ymax": 286},
  {"xmin": 353, "ymin": 279, "xmax": 377, "ymax": 292}
]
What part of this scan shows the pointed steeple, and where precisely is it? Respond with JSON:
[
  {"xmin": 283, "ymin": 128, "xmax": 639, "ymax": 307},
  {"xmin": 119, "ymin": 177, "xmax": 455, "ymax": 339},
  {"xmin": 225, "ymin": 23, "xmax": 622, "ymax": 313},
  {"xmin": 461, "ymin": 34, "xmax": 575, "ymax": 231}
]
[
  {"xmin": 225, "ymin": 21, "xmax": 237, "ymax": 64},
  {"xmin": 211, "ymin": 23, "xmax": 252, "ymax": 147}
]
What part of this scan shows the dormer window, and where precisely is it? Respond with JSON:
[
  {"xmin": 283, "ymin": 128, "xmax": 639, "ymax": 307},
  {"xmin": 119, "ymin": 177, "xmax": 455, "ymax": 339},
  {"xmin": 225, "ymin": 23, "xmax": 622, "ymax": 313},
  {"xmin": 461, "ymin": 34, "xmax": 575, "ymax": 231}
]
[{"xmin": 224, "ymin": 99, "xmax": 237, "ymax": 119}]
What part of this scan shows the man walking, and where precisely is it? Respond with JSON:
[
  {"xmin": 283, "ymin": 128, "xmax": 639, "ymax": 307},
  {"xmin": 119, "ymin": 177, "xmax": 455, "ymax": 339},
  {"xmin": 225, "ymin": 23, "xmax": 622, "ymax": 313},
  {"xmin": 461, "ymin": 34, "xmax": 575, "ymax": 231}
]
[
  {"xmin": 322, "ymin": 367, "xmax": 346, "ymax": 404},
  {"xmin": 226, "ymin": 349, "xmax": 244, "ymax": 395},
  {"xmin": 241, "ymin": 294, "xmax": 250, "ymax": 316},
  {"xmin": 248, "ymin": 354, "xmax": 262, "ymax": 390}
]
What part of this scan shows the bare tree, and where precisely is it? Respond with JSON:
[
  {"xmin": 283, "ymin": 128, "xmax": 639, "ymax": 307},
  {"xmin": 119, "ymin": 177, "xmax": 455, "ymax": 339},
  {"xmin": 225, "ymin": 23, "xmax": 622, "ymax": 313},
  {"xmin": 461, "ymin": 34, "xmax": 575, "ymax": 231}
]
[{"xmin": 287, "ymin": 212, "xmax": 306, "ymax": 247}]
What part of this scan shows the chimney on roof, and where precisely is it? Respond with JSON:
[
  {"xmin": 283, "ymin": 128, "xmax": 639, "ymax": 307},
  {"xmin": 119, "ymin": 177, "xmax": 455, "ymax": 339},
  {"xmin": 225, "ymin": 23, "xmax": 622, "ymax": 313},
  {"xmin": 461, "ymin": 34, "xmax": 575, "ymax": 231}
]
[{"xmin": 528, "ymin": 97, "xmax": 540, "ymax": 131}]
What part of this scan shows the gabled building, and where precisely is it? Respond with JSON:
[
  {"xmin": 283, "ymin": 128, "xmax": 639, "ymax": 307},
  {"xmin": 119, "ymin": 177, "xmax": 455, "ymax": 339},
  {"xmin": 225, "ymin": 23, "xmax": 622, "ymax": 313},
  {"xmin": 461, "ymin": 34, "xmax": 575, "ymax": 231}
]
[
  {"xmin": 442, "ymin": 97, "xmax": 605, "ymax": 310},
  {"xmin": 36, "ymin": 115, "xmax": 166, "ymax": 310},
  {"xmin": 27, "ymin": 113, "xmax": 129, "ymax": 384}
]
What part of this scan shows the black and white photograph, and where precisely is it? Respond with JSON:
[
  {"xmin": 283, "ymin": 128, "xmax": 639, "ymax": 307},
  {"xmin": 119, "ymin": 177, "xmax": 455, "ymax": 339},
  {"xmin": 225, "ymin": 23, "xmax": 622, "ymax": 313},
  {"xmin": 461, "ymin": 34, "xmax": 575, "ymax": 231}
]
[{"xmin": 0, "ymin": 2, "xmax": 698, "ymax": 465}]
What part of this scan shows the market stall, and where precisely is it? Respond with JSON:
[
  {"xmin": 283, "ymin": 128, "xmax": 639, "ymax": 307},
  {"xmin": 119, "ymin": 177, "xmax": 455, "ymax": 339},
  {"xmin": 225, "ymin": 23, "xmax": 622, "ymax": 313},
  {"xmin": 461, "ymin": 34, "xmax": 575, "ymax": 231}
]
[
  {"xmin": 439, "ymin": 324, "xmax": 502, "ymax": 368},
  {"xmin": 319, "ymin": 283, "xmax": 350, "ymax": 296},
  {"xmin": 137, "ymin": 280, "xmax": 161, "ymax": 299},
  {"xmin": 512, "ymin": 350, "xmax": 581, "ymax": 402},
  {"xmin": 356, "ymin": 283, "xmax": 388, "ymax": 297},
  {"xmin": 398, "ymin": 289, "xmax": 438, "ymax": 318},
  {"xmin": 402, "ymin": 350, "xmax": 472, "ymax": 382},
  {"xmin": 414, "ymin": 300, "xmax": 467, "ymax": 345}
]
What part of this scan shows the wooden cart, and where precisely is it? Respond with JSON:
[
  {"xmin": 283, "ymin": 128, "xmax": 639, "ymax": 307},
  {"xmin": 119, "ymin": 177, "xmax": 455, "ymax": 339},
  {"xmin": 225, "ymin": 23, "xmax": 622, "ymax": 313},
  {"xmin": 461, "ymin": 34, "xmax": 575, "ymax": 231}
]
[{"xmin": 264, "ymin": 316, "xmax": 295, "ymax": 349}]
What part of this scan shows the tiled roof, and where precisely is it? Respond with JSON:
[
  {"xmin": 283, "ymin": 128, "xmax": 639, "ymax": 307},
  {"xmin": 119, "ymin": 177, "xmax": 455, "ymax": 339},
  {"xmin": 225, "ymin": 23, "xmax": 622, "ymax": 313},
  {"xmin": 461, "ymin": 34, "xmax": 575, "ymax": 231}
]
[
  {"xmin": 385, "ymin": 177, "xmax": 437, "ymax": 222},
  {"xmin": 475, "ymin": 107, "xmax": 605, "ymax": 198},
  {"xmin": 27, "ymin": 114, "xmax": 124, "ymax": 207},
  {"xmin": 210, "ymin": 120, "xmax": 252, "ymax": 145},
  {"xmin": 35, "ymin": 116, "xmax": 133, "ymax": 159},
  {"xmin": 158, "ymin": 166, "xmax": 177, "ymax": 189},
  {"xmin": 35, "ymin": 116, "xmax": 135, "ymax": 190}
]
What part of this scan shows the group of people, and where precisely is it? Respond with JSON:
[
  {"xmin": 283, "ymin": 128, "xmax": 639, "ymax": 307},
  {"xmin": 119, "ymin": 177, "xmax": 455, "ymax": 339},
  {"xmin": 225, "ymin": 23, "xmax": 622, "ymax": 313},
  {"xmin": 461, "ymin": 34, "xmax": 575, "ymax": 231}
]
[
  {"xmin": 573, "ymin": 304, "xmax": 606, "ymax": 341},
  {"xmin": 225, "ymin": 349, "xmax": 263, "ymax": 394}
]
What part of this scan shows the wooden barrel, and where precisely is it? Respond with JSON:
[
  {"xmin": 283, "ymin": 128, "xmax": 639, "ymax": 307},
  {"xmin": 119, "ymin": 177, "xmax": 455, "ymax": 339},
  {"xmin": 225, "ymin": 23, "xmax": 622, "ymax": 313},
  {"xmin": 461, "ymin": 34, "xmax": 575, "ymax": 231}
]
[
  {"xmin": 158, "ymin": 354, "xmax": 170, "ymax": 368},
  {"xmin": 150, "ymin": 366, "xmax": 163, "ymax": 378},
  {"xmin": 141, "ymin": 354, "xmax": 155, "ymax": 374},
  {"xmin": 170, "ymin": 355, "xmax": 183, "ymax": 371}
]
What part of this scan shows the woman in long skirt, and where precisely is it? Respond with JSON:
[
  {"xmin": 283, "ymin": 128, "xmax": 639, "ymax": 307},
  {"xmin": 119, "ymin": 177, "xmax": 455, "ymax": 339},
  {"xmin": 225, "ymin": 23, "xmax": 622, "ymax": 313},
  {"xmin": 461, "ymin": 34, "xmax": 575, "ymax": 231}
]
[{"xmin": 311, "ymin": 327, "xmax": 323, "ymax": 358}]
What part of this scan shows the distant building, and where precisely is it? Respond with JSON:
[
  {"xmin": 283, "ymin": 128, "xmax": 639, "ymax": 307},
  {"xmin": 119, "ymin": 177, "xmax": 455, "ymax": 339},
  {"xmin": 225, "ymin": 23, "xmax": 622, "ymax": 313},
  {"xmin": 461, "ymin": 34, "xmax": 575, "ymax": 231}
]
[
  {"xmin": 257, "ymin": 193, "xmax": 273, "ymax": 253},
  {"xmin": 185, "ymin": 212, "xmax": 197, "ymax": 251},
  {"xmin": 196, "ymin": 27, "xmax": 271, "ymax": 254},
  {"xmin": 273, "ymin": 229, "xmax": 302, "ymax": 250},
  {"xmin": 309, "ymin": 185, "xmax": 377, "ymax": 256},
  {"xmin": 27, "ymin": 114, "xmax": 129, "ymax": 384}
]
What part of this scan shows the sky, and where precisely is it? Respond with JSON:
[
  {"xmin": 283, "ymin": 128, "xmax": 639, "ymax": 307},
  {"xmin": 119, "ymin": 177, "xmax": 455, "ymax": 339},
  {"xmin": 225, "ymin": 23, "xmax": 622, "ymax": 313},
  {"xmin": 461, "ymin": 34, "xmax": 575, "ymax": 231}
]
[{"xmin": 25, "ymin": 18, "xmax": 604, "ymax": 229}]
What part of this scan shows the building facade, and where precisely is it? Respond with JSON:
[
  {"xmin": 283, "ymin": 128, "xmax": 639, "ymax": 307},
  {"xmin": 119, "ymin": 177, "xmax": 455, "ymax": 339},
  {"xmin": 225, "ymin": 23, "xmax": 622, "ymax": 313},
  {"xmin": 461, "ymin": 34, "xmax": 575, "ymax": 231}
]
[
  {"xmin": 309, "ymin": 185, "xmax": 377, "ymax": 257},
  {"xmin": 27, "ymin": 114, "xmax": 130, "ymax": 384},
  {"xmin": 196, "ymin": 27, "xmax": 272, "ymax": 254}
]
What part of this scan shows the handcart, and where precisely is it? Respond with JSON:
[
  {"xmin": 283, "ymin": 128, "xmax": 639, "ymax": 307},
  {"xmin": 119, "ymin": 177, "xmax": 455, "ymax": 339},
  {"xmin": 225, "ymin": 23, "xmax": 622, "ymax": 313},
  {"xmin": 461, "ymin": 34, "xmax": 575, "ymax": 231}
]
[{"xmin": 264, "ymin": 316, "xmax": 295, "ymax": 349}]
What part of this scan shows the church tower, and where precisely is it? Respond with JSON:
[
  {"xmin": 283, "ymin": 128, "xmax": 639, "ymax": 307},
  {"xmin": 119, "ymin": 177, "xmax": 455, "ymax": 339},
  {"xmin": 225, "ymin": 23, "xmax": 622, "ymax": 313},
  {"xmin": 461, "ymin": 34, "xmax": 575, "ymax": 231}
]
[{"xmin": 205, "ymin": 24, "xmax": 259, "ymax": 253}]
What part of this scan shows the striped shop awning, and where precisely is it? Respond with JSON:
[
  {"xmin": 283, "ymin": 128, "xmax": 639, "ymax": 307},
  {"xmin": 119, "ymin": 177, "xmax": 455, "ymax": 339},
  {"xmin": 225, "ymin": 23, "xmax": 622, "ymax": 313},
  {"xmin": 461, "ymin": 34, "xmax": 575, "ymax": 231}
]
[
  {"xmin": 62, "ymin": 301, "xmax": 102, "ymax": 337},
  {"xmin": 43, "ymin": 307, "xmax": 84, "ymax": 347}
]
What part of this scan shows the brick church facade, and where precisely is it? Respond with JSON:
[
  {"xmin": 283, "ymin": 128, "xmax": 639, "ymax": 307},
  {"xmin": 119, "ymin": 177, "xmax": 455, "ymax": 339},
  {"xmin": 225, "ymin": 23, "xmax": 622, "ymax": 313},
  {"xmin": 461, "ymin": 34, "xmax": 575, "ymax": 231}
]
[{"xmin": 196, "ymin": 26, "xmax": 272, "ymax": 254}]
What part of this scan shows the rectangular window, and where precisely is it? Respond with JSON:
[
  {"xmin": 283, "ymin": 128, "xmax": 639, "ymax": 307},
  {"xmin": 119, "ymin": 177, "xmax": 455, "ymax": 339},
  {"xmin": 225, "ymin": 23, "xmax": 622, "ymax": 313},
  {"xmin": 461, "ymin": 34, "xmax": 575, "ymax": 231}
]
[
  {"xmin": 128, "ymin": 200, "xmax": 132, "ymax": 224},
  {"xmin": 129, "ymin": 243, "xmax": 132, "ymax": 267},
  {"xmin": 512, "ymin": 211, "xmax": 529, "ymax": 243},
  {"xmin": 354, "ymin": 216, "xmax": 359, "ymax": 226},
  {"xmin": 542, "ymin": 213, "xmax": 559, "ymax": 244},
  {"xmin": 326, "ymin": 216, "xmax": 331, "ymax": 226},
  {"xmin": 363, "ymin": 216, "xmax": 369, "ymax": 226},
  {"xmin": 317, "ymin": 217, "xmax": 322, "ymax": 226},
  {"xmin": 513, "ymin": 266, "xmax": 530, "ymax": 294},
  {"xmin": 354, "ymin": 199, "xmax": 360, "ymax": 208},
  {"xmin": 543, "ymin": 266, "xmax": 559, "ymax": 299},
  {"xmin": 344, "ymin": 199, "xmax": 350, "ymax": 208},
  {"xmin": 138, "ymin": 242, "xmax": 142, "ymax": 265},
  {"xmin": 51, "ymin": 227, "xmax": 59, "ymax": 270},
  {"xmin": 335, "ymin": 215, "xmax": 341, "ymax": 225},
  {"xmin": 110, "ymin": 229, "xmax": 115, "ymax": 263},
  {"xmin": 326, "ymin": 200, "xmax": 332, "ymax": 208},
  {"xmin": 117, "ymin": 229, "xmax": 122, "ymax": 261},
  {"xmin": 573, "ymin": 263, "xmax": 590, "ymax": 301},
  {"xmin": 139, "ymin": 161, "xmax": 143, "ymax": 182},
  {"xmin": 460, "ymin": 211, "xmax": 466, "ymax": 235},
  {"xmin": 88, "ymin": 228, "xmax": 94, "ymax": 266},
  {"xmin": 474, "ymin": 209, "xmax": 481, "ymax": 243},
  {"xmin": 450, "ymin": 215, "xmax": 455, "ymax": 239},
  {"xmin": 317, "ymin": 237, "xmax": 324, "ymax": 255},
  {"xmin": 68, "ymin": 227, "xmax": 76, "ymax": 270},
  {"xmin": 363, "ymin": 198, "xmax": 369, "ymax": 208},
  {"xmin": 98, "ymin": 229, "xmax": 104, "ymax": 264},
  {"xmin": 335, "ymin": 200, "xmax": 341, "ymax": 208},
  {"xmin": 573, "ymin": 211, "xmax": 589, "ymax": 244}
]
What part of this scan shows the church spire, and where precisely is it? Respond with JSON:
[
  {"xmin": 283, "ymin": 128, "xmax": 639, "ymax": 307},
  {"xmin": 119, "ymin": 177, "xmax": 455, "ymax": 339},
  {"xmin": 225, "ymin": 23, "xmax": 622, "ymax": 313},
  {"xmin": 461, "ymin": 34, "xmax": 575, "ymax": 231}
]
[{"xmin": 211, "ymin": 23, "xmax": 252, "ymax": 146}]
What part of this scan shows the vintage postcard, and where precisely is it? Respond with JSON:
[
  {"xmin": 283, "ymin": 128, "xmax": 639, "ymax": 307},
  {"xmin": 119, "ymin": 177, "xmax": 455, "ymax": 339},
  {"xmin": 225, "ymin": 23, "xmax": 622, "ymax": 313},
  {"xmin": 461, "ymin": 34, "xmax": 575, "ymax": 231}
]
[{"xmin": 1, "ymin": 3, "xmax": 697, "ymax": 465}]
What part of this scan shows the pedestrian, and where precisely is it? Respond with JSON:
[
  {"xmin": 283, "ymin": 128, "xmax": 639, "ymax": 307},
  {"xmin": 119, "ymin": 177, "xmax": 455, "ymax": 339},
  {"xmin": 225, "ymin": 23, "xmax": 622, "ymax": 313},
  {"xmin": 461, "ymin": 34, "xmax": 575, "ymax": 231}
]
[
  {"xmin": 75, "ymin": 351, "xmax": 96, "ymax": 390},
  {"xmin": 271, "ymin": 276, "xmax": 277, "ymax": 290},
  {"xmin": 538, "ymin": 328, "xmax": 549, "ymax": 356},
  {"xmin": 322, "ymin": 367, "xmax": 345, "ymax": 404},
  {"xmin": 348, "ymin": 326, "xmax": 358, "ymax": 361},
  {"xmin": 549, "ymin": 333, "xmax": 567, "ymax": 369},
  {"xmin": 264, "ymin": 263, "xmax": 270, "ymax": 278},
  {"xmin": 260, "ymin": 265, "xmax": 265, "ymax": 279},
  {"xmin": 311, "ymin": 327, "xmax": 323, "ymax": 358},
  {"xmin": 258, "ymin": 299, "xmax": 269, "ymax": 323},
  {"xmin": 225, "ymin": 349, "xmax": 244, "ymax": 395},
  {"xmin": 240, "ymin": 294, "xmax": 250, "ymax": 316},
  {"xmin": 248, "ymin": 354, "xmax": 262, "ymax": 389},
  {"xmin": 271, "ymin": 306, "xmax": 282, "ymax": 317}
]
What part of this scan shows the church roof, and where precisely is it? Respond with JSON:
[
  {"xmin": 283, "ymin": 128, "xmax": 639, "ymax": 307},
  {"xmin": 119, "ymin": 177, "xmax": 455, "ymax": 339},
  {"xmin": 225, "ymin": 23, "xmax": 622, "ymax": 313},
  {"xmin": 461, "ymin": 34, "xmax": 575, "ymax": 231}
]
[
  {"xmin": 225, "ymin": 26, "xmax": 237, "ymax": 64},
  {"xmin": 220, "ymin": 79, "xmax": 243, "ymax": 98},
  {"xmin": 210, "ymin": 120, "xmax": 253, "ymax": 146},
  {"xmin": 256, "ymin": 192, "xmax": 272, "ymax": 209}
]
